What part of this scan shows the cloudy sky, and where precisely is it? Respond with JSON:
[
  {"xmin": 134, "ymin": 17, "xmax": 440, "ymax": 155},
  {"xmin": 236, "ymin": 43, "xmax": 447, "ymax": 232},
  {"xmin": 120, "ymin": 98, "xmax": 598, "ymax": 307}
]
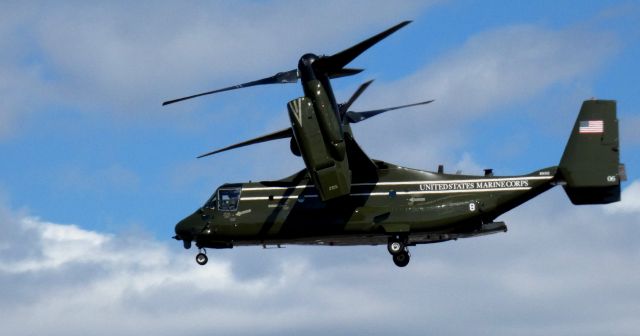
[{"xmin": 1, "ymin": 1, "xmax": 639, "ymax": 335}]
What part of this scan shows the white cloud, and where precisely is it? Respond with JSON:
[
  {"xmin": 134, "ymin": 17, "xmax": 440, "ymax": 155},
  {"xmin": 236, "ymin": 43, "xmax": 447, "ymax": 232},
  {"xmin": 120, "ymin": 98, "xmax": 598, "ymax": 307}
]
[
  {"xmin": 453, "ymin": 152, "xmax": 485, "ymax": 175},
  {"xmin": 605, "ymin": 180, "xmax": 640, "ymax": 214},
  {"xmin": 0, "ymin": 218, "xmax": 108, "ymax": 272},
  {"xmin": 399, "ymin": 25, "xmax": 615, "ymax": 115}
]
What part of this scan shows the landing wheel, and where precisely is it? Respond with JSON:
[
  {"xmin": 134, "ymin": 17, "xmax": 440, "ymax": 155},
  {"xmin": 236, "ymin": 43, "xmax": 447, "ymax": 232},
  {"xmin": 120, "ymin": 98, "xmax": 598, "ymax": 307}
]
[
  {"xmin": 387, "ymin": 237, "xmax": 406, "ymax": 255},
  {"xmin": 195, "ymin": 252, "xmax": 208, "ymax": 266},
  {"xmin": 393, "ymin": 250, "xmax": 410, "ymax": 267}
]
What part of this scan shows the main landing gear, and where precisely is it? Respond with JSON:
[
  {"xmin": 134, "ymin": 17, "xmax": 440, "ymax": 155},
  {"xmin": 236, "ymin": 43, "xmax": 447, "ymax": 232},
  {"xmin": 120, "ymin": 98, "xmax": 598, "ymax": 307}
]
[{"xmin": 387, "ymin": 236, "xmax": 410, "ymax": 267}]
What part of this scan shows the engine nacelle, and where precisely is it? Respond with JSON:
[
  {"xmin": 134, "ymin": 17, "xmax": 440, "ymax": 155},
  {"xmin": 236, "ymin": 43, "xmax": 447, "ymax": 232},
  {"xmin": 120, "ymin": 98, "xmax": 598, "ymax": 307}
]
[
  {"xmin": 302, "ymin": 79, "xmax": 346, "ymax": 161},
  {"xmin": 287, "ymin": 97, "xmax": 351, "ymax": 201}
]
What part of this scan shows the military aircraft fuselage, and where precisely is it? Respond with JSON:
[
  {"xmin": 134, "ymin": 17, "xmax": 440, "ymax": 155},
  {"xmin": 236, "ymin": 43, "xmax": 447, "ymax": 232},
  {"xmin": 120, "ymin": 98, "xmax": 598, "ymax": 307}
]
[{"xmin": 175, "ymin": 162, "xmax": 557, "ymax": 250}]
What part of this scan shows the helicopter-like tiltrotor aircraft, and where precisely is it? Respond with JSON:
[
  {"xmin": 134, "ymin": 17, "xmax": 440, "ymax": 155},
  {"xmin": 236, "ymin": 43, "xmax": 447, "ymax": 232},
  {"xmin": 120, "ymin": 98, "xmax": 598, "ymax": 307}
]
[{"xmin": 163, "ymin": 21, "xmax": 625, "ymax": 267}]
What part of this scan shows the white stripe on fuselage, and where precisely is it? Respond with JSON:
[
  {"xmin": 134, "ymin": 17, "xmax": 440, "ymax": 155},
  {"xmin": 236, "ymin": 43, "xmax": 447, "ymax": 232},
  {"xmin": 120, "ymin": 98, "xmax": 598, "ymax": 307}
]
[
  {"xmin": 241, "ymin": 176, "xmax": 553, "ymax": 192},
  {"xmin": 353, "ymin": 175, "xmax": 553, "ymax": 186},
  {"xmin": 239, "ymin": 176, "xmax": 553, "ymax": 201},
  {"xmin": 241, "ymin": 186, "xmax": 534, "ymax": 201}
]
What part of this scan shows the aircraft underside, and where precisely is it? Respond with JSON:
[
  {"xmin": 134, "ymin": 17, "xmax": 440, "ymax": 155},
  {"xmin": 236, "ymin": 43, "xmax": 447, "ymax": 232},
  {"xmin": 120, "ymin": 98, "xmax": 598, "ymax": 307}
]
[{"xmin": 192, "ymin": 212, "xmax": 510, "ymax": 267}]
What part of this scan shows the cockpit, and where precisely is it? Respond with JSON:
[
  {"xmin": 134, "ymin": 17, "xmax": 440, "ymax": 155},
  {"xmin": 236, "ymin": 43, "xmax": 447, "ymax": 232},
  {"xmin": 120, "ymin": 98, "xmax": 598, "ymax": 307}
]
[{"xmin": 204, "ymin": 186, "xmax": 242, "ymax": 212}]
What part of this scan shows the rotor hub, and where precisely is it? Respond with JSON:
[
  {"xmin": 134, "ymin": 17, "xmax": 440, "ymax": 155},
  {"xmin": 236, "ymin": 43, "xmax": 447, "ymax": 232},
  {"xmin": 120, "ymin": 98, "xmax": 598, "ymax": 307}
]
[
  {"xmin": 299, "ymin": 53, "xmax": 319, "ymax": 67},
  {"xmin": 298, "ymin": 53, "xmax": 319, "ymax": 81}
]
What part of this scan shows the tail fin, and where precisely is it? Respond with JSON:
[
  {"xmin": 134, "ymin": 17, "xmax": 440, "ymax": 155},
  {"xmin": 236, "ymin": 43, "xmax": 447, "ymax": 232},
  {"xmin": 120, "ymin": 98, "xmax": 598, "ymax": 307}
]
[{"xmin": 558, "ymin": 99, "xmax": 622, "ymax": 204}]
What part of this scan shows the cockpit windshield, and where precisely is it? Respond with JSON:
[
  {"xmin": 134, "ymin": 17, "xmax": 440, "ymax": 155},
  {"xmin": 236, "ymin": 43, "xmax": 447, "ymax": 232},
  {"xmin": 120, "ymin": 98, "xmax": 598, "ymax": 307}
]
[
  {"xmin": 204, "ymin": 193, "xmax": 217, "ymax": 209},
  {"xmin": 217, "ymin": 187, "xmax": 241, "ymax": 211}
]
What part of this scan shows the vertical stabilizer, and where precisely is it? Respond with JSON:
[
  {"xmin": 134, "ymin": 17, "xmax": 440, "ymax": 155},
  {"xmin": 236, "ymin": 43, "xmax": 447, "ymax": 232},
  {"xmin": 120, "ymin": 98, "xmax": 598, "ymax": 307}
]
[{"xmin": 558, "ymin": 100, "xmax": 622, "ymax": 204}]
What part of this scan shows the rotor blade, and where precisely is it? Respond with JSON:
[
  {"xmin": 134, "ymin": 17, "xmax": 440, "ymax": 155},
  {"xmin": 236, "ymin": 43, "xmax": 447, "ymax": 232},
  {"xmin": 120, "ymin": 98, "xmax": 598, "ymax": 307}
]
[
  {"xmin": 346, "ymin": 100, "xmax": 434, "ymax": 124},
  {"xmin": 315, "ymin": 20, "xmax": 411, "ymax": 72},
  {"xmin": 197, "ymin": 127, "xmax": 293, "ymax": 158},
  {"xmin": 339, "ymin": 79, "xmax": 374, "ymax": 115},
  {"xmin": 328, "ymin": 68, "xmax": 364, "ymax": 79},
  {"xmin": 162, "ymin": 69, "xmax": 298, "ymax": 106}
]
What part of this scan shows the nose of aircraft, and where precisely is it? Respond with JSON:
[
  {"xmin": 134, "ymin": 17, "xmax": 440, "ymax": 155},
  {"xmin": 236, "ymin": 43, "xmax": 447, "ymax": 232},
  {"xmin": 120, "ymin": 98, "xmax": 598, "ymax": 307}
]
[{"xmin": 174, "ymin": 211, "xmax": 205, "ymax": 249}]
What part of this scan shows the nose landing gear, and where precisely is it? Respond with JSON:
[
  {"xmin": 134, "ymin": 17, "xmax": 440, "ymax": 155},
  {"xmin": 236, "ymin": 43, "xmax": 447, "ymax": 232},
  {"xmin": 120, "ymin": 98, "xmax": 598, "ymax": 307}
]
[
  {"xmin": 388, "ymin": 236, "xmax": 410, "ymax": 267},
  {"xmin": 195, "ymin": 248, "xmax": 208, "ymax": 265}
]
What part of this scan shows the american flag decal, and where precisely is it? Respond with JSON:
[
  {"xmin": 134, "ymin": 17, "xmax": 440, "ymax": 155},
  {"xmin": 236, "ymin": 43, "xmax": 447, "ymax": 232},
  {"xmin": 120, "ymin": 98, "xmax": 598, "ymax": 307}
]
[{"xmin": 579, "ymin": 120, "xmax": 604, "ymax": 134}]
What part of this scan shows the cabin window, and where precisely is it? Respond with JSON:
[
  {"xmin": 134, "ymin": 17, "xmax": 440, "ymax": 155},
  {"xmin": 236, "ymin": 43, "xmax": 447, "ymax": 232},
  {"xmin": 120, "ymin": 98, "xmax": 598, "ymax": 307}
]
[{"xmin": 218, "ymin": 187, "xmax": 241, "ymax": 212}]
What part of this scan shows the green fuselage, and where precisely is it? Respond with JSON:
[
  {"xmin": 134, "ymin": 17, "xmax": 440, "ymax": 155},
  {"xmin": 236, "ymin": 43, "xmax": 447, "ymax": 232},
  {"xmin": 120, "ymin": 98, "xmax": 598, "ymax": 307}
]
[{"xmin": 175, "ymin": 162, "xmax": 557, "ymax": 249}]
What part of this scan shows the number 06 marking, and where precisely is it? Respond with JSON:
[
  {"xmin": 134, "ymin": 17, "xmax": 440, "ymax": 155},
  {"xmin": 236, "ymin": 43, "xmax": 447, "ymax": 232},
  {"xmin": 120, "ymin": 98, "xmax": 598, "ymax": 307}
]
[{"xmin": 469, "ymin": 203, "xmax": 476, "ymax": 212}]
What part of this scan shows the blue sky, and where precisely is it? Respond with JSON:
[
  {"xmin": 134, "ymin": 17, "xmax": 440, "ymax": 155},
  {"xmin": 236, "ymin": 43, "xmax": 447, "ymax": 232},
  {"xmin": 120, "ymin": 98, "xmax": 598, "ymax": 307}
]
[{"xmin": 1, "ymin": 1, "xmax": 639, "ymax": 335}]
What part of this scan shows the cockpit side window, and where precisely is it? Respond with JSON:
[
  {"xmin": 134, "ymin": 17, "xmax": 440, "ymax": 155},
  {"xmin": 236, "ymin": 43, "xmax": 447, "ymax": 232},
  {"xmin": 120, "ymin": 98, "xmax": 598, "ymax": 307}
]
[
  {"xmin": 218, "ymin": 187, "xmax": 241, "ymax": 212},
  {"xmin": 204, "ymin": 193, "xmax": 217, "ymax": 209}
]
